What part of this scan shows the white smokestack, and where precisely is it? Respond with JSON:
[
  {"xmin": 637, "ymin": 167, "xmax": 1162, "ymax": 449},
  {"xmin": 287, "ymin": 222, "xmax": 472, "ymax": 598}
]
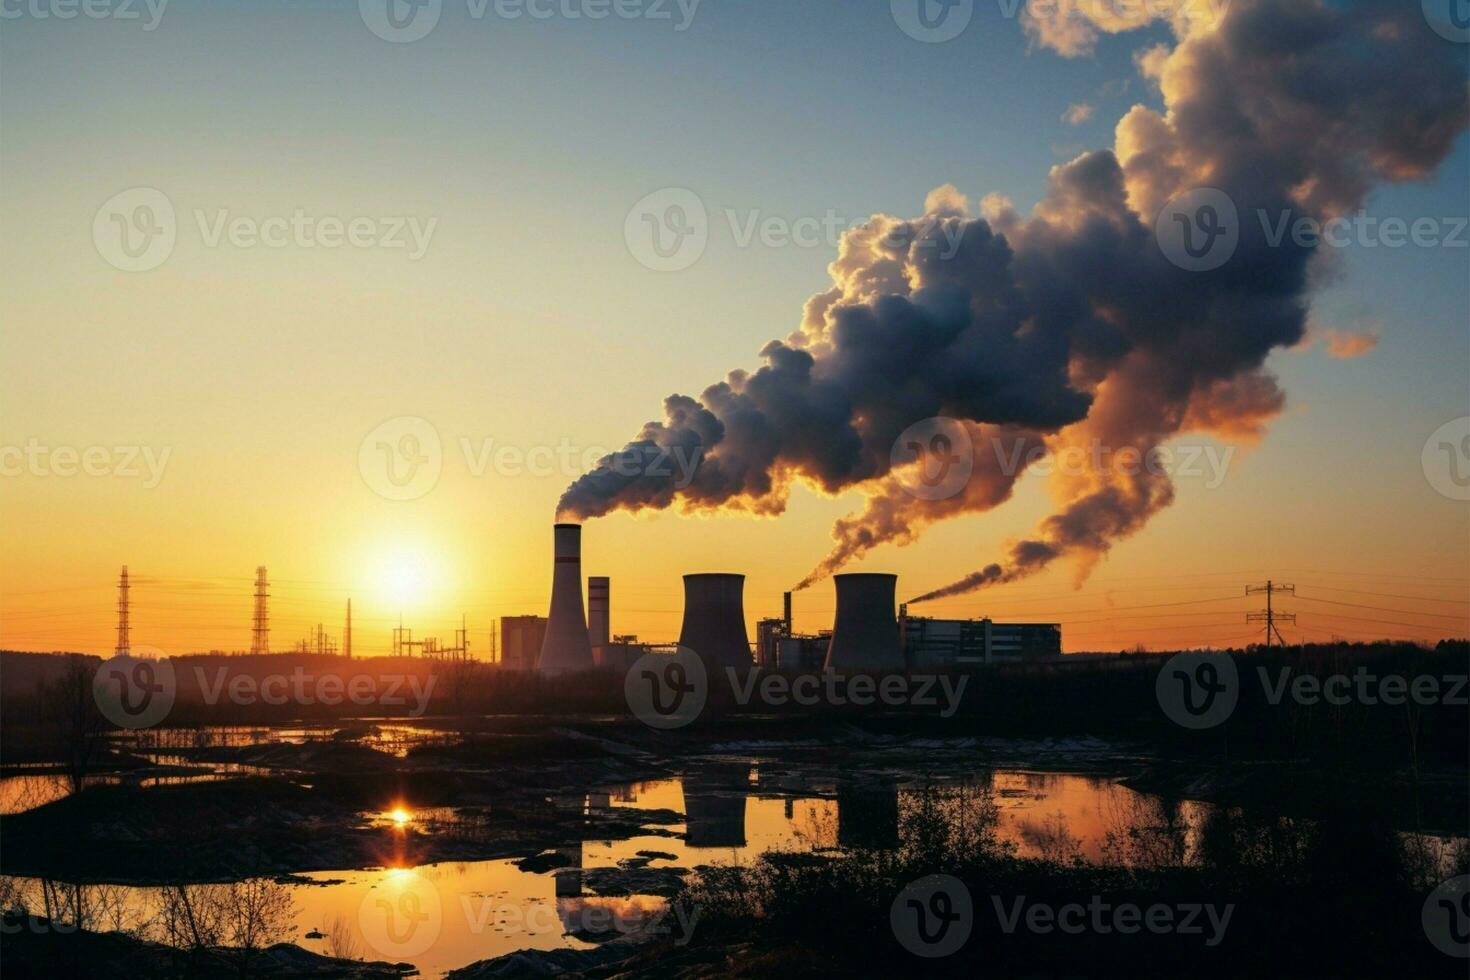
[
  {"xmin": 538, "ymin": 523, "xmax": 594, "ymax": 675},
  {"xmin": 825, "ymin": 573, "xmax": 903, "ymax": 671},
  {"xmin": 587, "ymin": 576, "xmax": 610, "ymax": 649}
]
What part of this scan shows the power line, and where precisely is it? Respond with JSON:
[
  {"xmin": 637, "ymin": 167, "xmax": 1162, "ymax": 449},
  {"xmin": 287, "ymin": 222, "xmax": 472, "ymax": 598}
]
[
  {"xmin": 1297, "ymin": 584, "xmax": 1470, "ymax": 604},
  {"xmin": 1294, "ymin": 594, "xmax": 1469, "ymax": 622},
  {"xmin": 1246, "ymin": 580, "xmax": 1295, "ymax": 647}
]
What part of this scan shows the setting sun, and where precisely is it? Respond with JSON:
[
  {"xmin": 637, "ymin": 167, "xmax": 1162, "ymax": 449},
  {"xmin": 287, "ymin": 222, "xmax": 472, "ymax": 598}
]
[{"xmin": 380, "ymin": 553, "xmax": 431, "ymax": 610}]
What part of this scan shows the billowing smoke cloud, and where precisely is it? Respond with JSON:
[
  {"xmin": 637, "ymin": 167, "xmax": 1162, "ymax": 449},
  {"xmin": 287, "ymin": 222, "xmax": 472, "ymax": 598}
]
[
  {"xmin": 561, "ymin": 0, "xmax": 1467, "ymax": 601},
  {"xmin": 1299, "ymin": 321, "xmax": 1382, "ymax": 360}
]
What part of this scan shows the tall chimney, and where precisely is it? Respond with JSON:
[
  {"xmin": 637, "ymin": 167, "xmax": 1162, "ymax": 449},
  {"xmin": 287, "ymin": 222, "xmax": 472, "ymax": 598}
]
[
  {"xmin": 678, "ymin": 573, "xmax": 752, "ymax": 670},
  {"xmin": 825, "ymin": 573, "xmax": 903, "ymax": 671},
  {"xmin": 587, "ymin": 576, "xmax": 610, "ymax": 648},
  {"xmin": 783, "ymin": 590, "xmax": 793, "ymax": 636},
  {"xmin": 538, "ymin": 523, "xmax": 594, "ymax": 675}
]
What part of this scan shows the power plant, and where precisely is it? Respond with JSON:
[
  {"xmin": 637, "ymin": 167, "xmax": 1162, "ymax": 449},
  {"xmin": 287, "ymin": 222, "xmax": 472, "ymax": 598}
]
[
  {"xmin": 824, "ymin": 573, "xmax": 903, "ymax": 671},
  {"xmin": 678, "ymin": 573, "xmax": 753, "ymax": 671},
  {"xmin": 537, "ymin": 523, "xmax": 596, "ymax": 675},
  {"xmin": 514, "ymin": 522, "xmax": 1062, "ymax": 673},
  {"xmin": 98, "ymin": 526, "xmax": 1062, "ymax": 664}
]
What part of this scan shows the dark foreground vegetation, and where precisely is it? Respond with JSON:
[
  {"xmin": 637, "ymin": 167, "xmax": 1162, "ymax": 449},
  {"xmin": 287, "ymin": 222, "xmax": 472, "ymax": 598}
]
[
  {"xmin": 665, "ymin": 781, "xmax": 1470, "ymax": 979},
  {"xmin": 4, "ymin": 641, "xmax": 1467, "ymax": 762},
  {"xmin": 1, "ymin": 641, "xmax": 1465, "ymax": 977}
]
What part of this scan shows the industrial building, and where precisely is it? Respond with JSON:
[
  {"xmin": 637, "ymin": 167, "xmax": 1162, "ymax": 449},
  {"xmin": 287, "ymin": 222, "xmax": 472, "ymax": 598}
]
[
  {"xmin": 900, "ymin": 608, "xmax": 1061, "ymax": 665},
  {"xmin": 499, "ymin": 616, "xmax": 547, "ymax": 671},
  {"xmin": 528, "ymin": 522, "xmax": 1060, "ymax": 675}
]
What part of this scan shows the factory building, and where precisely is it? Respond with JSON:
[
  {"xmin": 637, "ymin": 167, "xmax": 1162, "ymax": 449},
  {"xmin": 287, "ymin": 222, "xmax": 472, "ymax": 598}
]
[
  {"xmin": 755, "ymin": 590, "xmax": 794, "ymax": 667},
  {"xmin": 900, "ymin": 607, "xmax": 1061, "ymax": 665},
  {"xmin": 499, "ymin": 616, "xmax": 547, "ymax": 671}
]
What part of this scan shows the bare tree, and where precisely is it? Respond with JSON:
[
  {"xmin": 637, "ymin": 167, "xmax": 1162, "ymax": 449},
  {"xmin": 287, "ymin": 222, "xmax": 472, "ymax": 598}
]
[
  {"xmin": 37, "ymin": 655, "xmax": 108, "ymax": 793},
  {"xmin": 222, "ymin": 877, "xmax": 295, "ymax": 974},
  {"xmin": 322, "ymin": 911, "xmax": 361, "ymax": 961},
  {"xmin": 157, "ymin": 877, "xmax": 294, "ymax": 977}
]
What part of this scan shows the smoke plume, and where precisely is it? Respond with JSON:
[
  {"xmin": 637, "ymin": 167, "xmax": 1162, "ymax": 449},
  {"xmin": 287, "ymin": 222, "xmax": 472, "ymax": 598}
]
[{"xmin": 559, "ymin": 0, "xmax": 1467, "ymax": 601}]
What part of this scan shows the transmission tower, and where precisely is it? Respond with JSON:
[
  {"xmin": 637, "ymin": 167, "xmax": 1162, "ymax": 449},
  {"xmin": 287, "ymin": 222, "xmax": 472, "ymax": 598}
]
[
  {"xmin": 115, "ymin": 565, "xmax": 131, "ymax": 656},
  {"xmin": 251, "ymin": 566, "xmax": 271, "ymax": 654},
  {"xmin": 344, "ymin": 599, "xmax": 352, "ymax": 659},
  {"xmin": 1246, "ymin": 580, "xmax": 1296, "ymax": 647}
]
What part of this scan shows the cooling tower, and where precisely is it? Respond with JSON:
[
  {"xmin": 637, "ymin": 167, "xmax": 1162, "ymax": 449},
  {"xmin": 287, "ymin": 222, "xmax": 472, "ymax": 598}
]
[
  {"xmin": 824, "ymin": 573, "xmax": 903, "ymax": 671},
  {"xmin": 537, "ymin": 523, "xmax": 595, "ymax": 675},
  {"xmin": 678, "ymin": 573, "xmax": 752, "ymax": 670},
  {"xmin": 587, "ymin": 576, "xmax": 610, "ymax": 648}
]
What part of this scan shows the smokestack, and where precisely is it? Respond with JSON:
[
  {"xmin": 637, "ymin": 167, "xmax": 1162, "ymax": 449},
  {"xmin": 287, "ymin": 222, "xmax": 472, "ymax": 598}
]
[
  {"xmin": 678, "ymin": 573, "xmax": 752, "ymax": 671},
  {"xmin": 783, "ymin": 590, "xmax": 792, "ymax": 635},
  {"xmin": 825, "ymin": 573, "xmax": 902, "ymax": 671},
  {"xmin": 587, "ymin": 576, "xmax": 610, "ymax": 649},
  {"xmin": 538, "ymin": 523, "xmax": 594, "ymax": 675}
]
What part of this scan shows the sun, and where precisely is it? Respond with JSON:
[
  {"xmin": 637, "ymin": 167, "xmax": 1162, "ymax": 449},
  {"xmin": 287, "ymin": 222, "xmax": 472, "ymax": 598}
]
[{"xmin": 381, "ymin": 553, "xmax": 430, "ymax": 608}]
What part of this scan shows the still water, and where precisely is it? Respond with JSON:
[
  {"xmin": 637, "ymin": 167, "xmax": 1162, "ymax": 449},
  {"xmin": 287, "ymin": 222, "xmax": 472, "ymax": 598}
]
[{"xmin": 2, "ymin": 769, "xmax": 1213, "ymax": 977}]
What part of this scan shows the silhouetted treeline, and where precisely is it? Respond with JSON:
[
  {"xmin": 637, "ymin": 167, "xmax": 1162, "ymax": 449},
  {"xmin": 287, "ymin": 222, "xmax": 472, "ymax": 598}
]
[{"xmin": 3, "ymin": 643, "xmax": 1466, "ymax": 771}]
